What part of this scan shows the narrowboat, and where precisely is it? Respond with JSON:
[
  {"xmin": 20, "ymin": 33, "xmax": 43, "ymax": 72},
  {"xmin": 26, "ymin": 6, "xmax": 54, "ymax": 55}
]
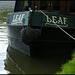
[{"xmin": 7, "ymin": 0, "xmax": 75, "ymax": 57}]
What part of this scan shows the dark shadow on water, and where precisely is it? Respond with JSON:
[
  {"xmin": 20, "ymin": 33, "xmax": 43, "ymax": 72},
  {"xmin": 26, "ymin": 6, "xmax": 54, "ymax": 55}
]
[{"xmin": 4, "ymin": 46, "xmax": 72, "ymax": 74}]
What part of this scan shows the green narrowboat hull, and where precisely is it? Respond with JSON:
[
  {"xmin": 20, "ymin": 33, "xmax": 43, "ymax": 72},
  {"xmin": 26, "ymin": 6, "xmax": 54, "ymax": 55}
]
[{"xmin": 6, "ymin": 11, "xmax": 75, "ymax": 57}]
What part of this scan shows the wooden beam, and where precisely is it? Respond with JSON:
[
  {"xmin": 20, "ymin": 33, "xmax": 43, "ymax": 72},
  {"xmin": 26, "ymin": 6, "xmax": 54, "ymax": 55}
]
[
  {"xmin": 35, "ymin": 1, "xmax": 40, "ymax": 10},
  {"xmin": 47, "ymin": 1, "xmax": 53, "ymax": 11},
  {"xmin": 67, "ymin": 1, "xmax": 70, "ymax": 14},
  {"xmin": 31, "ymin": 0, "xmax": 34, "ymax": 10},
  {"xmin": 60, "ymin": 1, "xmax": 66, "ymax": 14},
  {"xmin": 20, "ymin": 0, "xmax": 24, "ymax": 11}
]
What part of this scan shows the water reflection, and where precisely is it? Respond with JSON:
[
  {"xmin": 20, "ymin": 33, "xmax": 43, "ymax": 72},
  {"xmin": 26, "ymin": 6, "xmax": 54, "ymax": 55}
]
[
  {"xmin": 4, "ymin": 46, "xmax": 71, "ymax": 74},
  {"xmin": 0, "ymin": 25, "xmax": 8, "ymax": 44},
  {"xmin": 0, "ymin": 1, "xmax": 16, "ymax": 74},
  {"xmin": 0, "ymin": 25, "xmax": 8, "ymax": 74}
]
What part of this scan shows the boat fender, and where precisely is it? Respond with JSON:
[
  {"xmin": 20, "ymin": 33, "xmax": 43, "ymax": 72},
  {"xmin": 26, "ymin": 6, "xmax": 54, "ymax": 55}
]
[{"xmin": 21, "ymin": 26, "xmax": 41, "ymax": 45}]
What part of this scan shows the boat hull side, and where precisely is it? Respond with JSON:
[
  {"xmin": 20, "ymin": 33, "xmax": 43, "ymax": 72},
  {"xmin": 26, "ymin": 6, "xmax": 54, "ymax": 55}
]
[
  {"xmin": 7, "ymin": 25, "xmax": 30, "ymax": 56},
  {"xmin": 7, "ymin": 25, "xmax": 75, "ymax": 57}
]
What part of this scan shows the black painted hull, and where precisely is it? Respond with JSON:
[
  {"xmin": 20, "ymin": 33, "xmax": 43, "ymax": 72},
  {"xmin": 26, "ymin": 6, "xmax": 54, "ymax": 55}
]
[{"xmin": 7, "ymin": 25, "xmax": 75, "ymax": 57}]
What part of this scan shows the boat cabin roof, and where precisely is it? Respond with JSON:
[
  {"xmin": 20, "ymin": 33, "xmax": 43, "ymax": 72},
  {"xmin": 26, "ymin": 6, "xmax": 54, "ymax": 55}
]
[{"xmin": 14, "ymin": 0, "xmax": 75, "ymax": 15}]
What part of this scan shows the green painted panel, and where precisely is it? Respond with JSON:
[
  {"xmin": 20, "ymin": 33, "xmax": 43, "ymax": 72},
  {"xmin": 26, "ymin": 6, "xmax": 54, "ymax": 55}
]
[
  {"xmin": 7, "ymin": 11, "xmax": 30, "ymax": 26},
  {"xmin": 31, "ymin": 11, "xmax": 75, "ymax": 29}
]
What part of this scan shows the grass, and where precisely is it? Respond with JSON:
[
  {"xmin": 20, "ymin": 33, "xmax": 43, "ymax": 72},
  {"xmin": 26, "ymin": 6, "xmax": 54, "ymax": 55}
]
[
  {"xmin": 0, "ymin": 9, "xmax": 13, "ymax": 23},
  {"xmin": 56, "ymin": 50, "xmax": 75, "ymax": 74}
]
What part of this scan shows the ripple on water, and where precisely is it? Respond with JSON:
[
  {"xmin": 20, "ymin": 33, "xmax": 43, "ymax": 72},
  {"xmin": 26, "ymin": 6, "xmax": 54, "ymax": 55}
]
[
  {"xmin": 0, "ymin": 26, "xmax": 8, "ymax": 44},
  {"xmin": 0, "ymin": 1, "xmax": 15, "ymax": 74}
]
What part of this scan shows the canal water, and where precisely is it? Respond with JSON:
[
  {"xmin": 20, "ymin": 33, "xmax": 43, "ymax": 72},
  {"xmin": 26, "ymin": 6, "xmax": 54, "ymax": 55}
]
[
  {"xmin": 0, "ymin": 1, "xmax": 73, "ymax": 74},
  {"xmin": 0, "ymin": 1, "xmax": 15, "ymax": 74}
]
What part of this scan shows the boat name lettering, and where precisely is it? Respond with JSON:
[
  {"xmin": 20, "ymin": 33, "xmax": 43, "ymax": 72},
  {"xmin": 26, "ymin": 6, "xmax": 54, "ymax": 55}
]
[
  {"xmin": 11, "ymin": 14, "xmax": 25, "ymax": 24},
  {"xmin": 45, "ymin": 16, "xmax": 68, "ymax": 27}
]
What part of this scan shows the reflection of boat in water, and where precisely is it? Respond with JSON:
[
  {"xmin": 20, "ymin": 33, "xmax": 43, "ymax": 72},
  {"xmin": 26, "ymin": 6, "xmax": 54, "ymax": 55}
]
[
  {"xmin": 4, "ymin": 46, "xmax": 71, "ymax": 74},
  {"xmin": 6, "ymin": 0, "xmax": 75, "ymax": 57}
]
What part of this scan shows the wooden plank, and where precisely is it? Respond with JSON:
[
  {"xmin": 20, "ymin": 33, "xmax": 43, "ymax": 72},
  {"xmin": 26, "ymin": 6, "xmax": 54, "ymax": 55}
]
[
  {"xmin": 47, "ymin": 1, "xmax": 53, "ymax": 11},
  {"xmin": 60, "ymin": 1, "xmax": 66, "ymax": 14},
  {"xmin": 31, "ymin": 0, "xmax": 34, "ymax": 10},
  {"xmin": 20, "ymin": 0, "xmax": 24, "ymax": 11}
]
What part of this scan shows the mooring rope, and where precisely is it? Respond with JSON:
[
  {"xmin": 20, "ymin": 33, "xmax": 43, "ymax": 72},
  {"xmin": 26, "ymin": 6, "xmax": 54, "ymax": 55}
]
[{"xmin": 39, "ymin": 10, "xmax": 75, "ymax": 41}]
